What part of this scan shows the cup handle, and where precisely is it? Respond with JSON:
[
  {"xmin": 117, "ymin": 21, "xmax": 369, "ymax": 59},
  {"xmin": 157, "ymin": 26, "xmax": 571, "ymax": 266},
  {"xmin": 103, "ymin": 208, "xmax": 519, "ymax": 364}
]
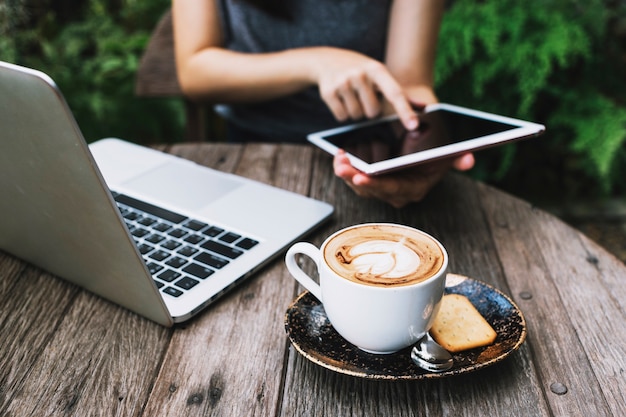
[{"xmin": 285, "ymin": 242, "xmax": 323, "ymax": 301}]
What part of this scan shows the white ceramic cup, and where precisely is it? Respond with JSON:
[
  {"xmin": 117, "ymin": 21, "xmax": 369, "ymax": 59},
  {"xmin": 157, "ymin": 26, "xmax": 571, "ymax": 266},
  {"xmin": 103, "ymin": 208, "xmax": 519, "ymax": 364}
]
[{"xmin": 285, "ymin": 223, "xmax": 448, "ymax": 354}]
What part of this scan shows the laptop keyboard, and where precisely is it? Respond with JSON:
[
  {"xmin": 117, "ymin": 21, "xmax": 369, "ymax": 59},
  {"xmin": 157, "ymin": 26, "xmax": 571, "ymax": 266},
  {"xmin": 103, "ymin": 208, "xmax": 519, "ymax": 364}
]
[{"xmin": 112, "ymin": 192, "xmax": 259, "ymax": 298}]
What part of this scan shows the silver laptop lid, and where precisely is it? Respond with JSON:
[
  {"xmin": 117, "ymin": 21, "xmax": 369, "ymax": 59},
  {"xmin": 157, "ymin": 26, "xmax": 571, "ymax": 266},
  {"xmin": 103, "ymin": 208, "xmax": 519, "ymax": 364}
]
[
  {"xmin": 0, "ymin": 61, "xmax": 335, "ymax": 325},
  {"xmin": 0, "ymin": 61, "xmax": 173, "ymax": 326}
]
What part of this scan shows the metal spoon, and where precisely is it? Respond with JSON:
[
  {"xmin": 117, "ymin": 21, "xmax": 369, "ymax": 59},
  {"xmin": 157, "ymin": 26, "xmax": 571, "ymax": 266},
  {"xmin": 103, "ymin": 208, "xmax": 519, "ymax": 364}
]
[{"xmin": 410, "ymin": 332, "xmax": 453, "ymax": 372}]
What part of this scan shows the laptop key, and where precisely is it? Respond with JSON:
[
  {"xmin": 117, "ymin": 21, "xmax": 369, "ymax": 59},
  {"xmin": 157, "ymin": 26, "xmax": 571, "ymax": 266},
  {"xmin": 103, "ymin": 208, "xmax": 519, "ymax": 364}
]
[
  {"xmin": 178, "ymin": 246, "xmax": 199, "ymax": 257},
  {"xmin": 183, "ymin": 263, "xmax": 214, "ymax": 279},
  {"xmin": 123, "ymin": 211, "xmax": 140, "ymax": 221},
  {"xmin": 235, "ymin": 237, "xmax": 259, "ymax": 250},
  {"xmin": 201, "ymin": 240, "xmax": 244, "ymax": 259},
  {"xmin": 175, "ymin": 277, "xmax": 200, "ymax": 290},
  {"xmin": 203, "ymin": 226, "xmax": 224, "ymax": 237},
  {"xmin": 158, "ymin": 269, "xmax": 181, "ymax": 282},
  {"xmin": 162, "ymin": 240, "xmax": 182, "ymax": 250},
  {"xmin": 163, "ymin": 287, "xmax": 183, "ymax": 297},
  {"xmin": 195, "ymin": 251, "xmax": 229, "ymax": 269},
  {"xmin": 165, "ymin": 257, "xmax": 188, "ymax": 269},
  {"xmin": 138, "ymin": 216, "xmax": 157, "ymax": 226},
  {"xmin": 145, "ymin": 234, "xmax": 166, "ymax": 244},
  {"xmin": 137, "ymin": 243, "xmax": 154, "ymax": 255},
  {"xmin": 184, "ymin": 234, "xmax": 205, "ymax": 245},
  {"xmin": 236, "ymin": 238, "xmax": 259, "ymax": 250},
  {"xmin": 153, "ymin": 223, "xmax": 171, "ymax": 232},
  {"xmin": 146, "ymin": 262, "xmax": 164, "ymax": 275},
  {"xmin": 131, "ymin": 228, "xmax": 150, "ymax": 238},
  {"xmin": 219, "ymin": 232, "xmax": 240, "ymax": 244},
  {"xmin": 184, "ymin": 219, "xmax": 208, "ymax": 231},
  {"xmin": 149, "ymin": 250, "xmax": 170, "ymax": 261},
  {"xmin": 168, "ymin": 228, "xmax": 188, "ymax": 239}
]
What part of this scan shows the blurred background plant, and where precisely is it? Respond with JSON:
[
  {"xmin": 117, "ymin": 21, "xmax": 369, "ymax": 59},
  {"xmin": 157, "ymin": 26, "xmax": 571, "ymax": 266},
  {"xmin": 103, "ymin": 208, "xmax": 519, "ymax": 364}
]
[
  {"xmin": 436, "ymin": 0, "xmax": 626, "ymax": 203},
  {"xmin": 1, "ymin": 0, "xmax": 625, "ymax": 204},
  {"xmin": 0, "ymin": 0, "xmax": 184, "ymax": 145}
]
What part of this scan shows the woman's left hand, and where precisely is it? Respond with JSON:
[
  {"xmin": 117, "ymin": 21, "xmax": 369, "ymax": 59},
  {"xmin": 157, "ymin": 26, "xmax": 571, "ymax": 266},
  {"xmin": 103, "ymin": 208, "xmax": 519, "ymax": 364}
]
[{"xmin": 333, "ymin": 150, "xmax": 475, "ymax": 208}]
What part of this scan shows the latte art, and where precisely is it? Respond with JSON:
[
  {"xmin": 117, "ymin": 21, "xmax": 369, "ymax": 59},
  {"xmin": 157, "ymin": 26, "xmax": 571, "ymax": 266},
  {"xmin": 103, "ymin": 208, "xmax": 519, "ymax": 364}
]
[
  {"xmin": 341, "ymin": 239, "xmax": 420, "ymax": 279},
  {"xmin": 325, "ymin": 224, "xmax": 444, "ymax": 287}
]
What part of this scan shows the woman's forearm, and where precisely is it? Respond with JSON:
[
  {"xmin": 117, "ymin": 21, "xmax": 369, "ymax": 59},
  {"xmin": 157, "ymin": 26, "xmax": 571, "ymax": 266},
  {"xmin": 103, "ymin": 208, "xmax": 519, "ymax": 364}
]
[
  {"xmin": 176, "ymin": 47, "xmax": 326, "ymax": 103},
  {"xmin": 385, "ymin": 0, "xmax": 444, "ymax": 95},
  {"xmin": 173, "ymin": 0, "xmax": 320, "ymax": 103}
]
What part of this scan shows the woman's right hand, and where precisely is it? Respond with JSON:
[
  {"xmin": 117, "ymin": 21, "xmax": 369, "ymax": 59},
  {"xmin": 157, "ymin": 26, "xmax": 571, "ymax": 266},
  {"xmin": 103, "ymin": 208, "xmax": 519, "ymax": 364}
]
[{"xmin": 310, "ymin": 47, "xmax": 419, "ymax": 131}]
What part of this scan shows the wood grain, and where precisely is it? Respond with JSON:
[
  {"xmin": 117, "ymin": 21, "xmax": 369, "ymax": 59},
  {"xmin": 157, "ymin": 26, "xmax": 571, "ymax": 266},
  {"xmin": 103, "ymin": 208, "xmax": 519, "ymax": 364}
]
[
  {"xmin": 479, "ymin": 182, "xmax": 626, "ymax": 416},
  {"xmin": 1, "ymin": 143, "xmax": 624, "ymax": 417},
  {"xmin": 0, "ymin": 269, "xmax": 169, "ymax": 416}
]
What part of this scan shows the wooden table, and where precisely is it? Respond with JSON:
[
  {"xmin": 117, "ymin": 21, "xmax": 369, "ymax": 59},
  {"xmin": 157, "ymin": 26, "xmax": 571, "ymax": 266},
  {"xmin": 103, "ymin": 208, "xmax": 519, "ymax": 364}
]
[{"xmin": 1, "ymin": 143, "xmax": 624, "ymax": 416}]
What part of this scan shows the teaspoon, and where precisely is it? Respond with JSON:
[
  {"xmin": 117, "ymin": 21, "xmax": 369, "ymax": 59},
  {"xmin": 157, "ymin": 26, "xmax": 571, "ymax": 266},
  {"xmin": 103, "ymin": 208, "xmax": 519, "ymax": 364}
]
[{"xmin": 410, "ymin": 332, "xmax": 453, "ymax": 372}]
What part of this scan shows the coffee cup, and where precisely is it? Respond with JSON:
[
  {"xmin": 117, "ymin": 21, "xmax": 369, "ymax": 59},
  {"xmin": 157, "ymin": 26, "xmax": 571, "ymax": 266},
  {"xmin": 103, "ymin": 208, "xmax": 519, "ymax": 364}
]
[{"xmin": 285, "ymin": 223, "xmax": 448, "ymax": 354}]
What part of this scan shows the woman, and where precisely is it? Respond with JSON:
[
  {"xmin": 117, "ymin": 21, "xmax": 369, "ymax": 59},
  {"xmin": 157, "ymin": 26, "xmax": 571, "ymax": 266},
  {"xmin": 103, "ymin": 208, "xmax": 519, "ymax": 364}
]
[{"xmin": 172, "ymin": 0, "xmax": 474, "ymax": 207}]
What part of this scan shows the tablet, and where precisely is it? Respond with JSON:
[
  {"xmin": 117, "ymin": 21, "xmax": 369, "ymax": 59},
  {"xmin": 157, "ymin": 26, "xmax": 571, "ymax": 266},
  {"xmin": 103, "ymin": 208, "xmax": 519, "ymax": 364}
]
[{"xmin": 307, "ymin": 103, "xmax": 545, "ymax": 175}]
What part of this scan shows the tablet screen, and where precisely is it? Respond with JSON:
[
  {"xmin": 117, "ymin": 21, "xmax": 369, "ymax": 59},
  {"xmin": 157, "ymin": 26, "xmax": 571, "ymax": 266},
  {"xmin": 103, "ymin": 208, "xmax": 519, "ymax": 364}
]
[{"xmin": 321, "ymin": 109, "xmax": 518, "ymax": 164}]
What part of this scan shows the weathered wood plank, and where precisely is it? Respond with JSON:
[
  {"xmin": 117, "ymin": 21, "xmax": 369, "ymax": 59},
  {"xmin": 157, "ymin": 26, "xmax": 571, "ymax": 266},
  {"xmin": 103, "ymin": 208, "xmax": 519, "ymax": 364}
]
[
  {"xmin": 142, "ymin": 143, "xmax": 313, "ymax": 416},
  {"xmin": 2, "ymin": 285, "xmax": 169, "ymax": 416},
  {"xmin": 0, "ymin": 261, "xmax": 79, "ymax": 416},
  {"xmin": 478, "ymin": 181, "xmax": 626, "ymax": 416},
  {"xmin": 282, "ymin": 345, "xmax": 547, "ymax": 417}
]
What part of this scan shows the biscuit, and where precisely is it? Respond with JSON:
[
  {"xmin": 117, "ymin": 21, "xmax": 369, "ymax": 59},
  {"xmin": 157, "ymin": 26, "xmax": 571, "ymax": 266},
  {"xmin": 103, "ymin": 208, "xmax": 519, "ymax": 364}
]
[{"xmin": 430, "ymin": 294, "xmax": 497, "ymax": 352}]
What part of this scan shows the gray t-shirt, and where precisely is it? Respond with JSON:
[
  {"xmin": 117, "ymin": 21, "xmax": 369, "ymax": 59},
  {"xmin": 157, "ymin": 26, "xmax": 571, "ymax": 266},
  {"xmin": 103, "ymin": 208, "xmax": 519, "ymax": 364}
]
[{"xmin": 215, "ymin": 0, "xmax": 392, "ymax": 142}]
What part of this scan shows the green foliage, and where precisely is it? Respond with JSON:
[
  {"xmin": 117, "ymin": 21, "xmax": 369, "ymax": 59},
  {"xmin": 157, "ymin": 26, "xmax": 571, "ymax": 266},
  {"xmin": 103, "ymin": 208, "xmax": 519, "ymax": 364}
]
[
  {"xmin": 436, "ymin": 0, "xmax": 626, "ymax": 198},
  {"xmin": 550, "ymin": 89, "xmax": 626, "ymax": 187},
  {"xmin": 0, "ymin": 0, "xmax": 184, "ymax": 144},
  {"xmin": 3, "ymin": 0, "xmax": 626, "ymax": 199}
]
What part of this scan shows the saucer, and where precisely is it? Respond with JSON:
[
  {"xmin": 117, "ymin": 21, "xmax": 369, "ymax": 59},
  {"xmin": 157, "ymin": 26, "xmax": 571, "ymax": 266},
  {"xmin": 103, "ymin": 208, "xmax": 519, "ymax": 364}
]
[{"xmin": 284, "ymin": 273, "xmax": 527, "ymax": 380}]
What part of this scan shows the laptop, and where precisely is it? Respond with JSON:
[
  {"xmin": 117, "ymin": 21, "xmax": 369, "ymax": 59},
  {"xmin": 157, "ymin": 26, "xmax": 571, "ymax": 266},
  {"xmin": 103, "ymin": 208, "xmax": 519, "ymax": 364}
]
[{"xmin": 0, "ymin": 61, "xmax": 333, "ymax": 326}]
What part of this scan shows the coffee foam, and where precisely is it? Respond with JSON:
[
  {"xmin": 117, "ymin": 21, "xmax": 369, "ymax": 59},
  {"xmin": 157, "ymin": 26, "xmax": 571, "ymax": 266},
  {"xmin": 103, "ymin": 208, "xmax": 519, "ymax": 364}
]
[
  {"xmin": 324, "ymin": 224, "xmax": 444, "ymax": 287},
  {"xmin": 348, "ymin": 239, "xmax": 420, "ymax": 279}
]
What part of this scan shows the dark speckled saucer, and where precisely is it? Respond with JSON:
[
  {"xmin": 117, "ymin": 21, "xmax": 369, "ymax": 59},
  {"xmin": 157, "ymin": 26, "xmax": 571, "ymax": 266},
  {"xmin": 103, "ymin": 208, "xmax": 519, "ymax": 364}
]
[{"xmin": 284, "ymin": 273, "xmax": 527, "ymax": 380}]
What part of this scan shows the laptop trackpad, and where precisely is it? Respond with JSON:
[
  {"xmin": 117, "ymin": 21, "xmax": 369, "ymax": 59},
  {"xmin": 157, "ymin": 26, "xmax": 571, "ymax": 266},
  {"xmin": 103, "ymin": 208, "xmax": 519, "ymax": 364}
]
[{"xmin": 122, "ymin": 161, "xmax": 242, "ymax": 210}]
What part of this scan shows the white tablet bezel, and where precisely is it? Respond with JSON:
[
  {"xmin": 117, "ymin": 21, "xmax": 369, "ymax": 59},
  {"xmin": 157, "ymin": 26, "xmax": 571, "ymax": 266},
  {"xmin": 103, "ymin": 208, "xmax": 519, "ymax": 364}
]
[{"xmin": 307, "ymin": 103, "xmax": 545, "ymax": 175}]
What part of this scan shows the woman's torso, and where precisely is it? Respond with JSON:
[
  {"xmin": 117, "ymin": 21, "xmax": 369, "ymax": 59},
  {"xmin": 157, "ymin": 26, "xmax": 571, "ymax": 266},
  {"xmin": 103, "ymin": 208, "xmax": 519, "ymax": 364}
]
[{"xmin": 215, "ymin": 0, "xmax": 392, "ymax": 142}]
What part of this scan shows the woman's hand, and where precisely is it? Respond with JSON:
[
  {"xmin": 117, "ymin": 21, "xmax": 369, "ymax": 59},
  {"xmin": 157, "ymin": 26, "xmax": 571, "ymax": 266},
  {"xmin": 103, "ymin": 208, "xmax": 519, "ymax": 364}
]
[
  {"xmin": 333, "ymin": 150, "xmax": 475, "ymax": 208},
  {"xmin": 312, "ymin": 47, "xmax": 419, "ymax": 130}
]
